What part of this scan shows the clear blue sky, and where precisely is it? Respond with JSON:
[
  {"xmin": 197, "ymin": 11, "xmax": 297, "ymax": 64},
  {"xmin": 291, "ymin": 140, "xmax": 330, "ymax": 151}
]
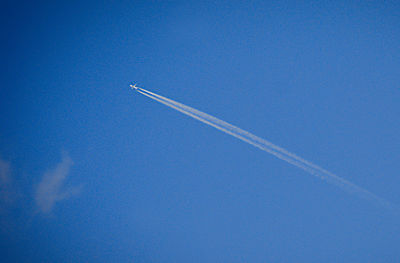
[{"xmin": 1, "ymin": 1, "xmax": 400, "ymax": 262}]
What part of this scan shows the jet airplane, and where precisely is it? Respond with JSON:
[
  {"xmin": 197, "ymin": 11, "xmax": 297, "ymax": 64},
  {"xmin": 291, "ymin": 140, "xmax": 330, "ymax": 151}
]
[{"xmin": 130, "ymin": 84, "xmax": 139, "ymax": 90}]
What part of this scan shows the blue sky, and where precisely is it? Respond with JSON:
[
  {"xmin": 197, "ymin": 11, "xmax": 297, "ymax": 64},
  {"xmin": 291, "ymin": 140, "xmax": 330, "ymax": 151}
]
[{"xmin": 1, "ymin": 1, "xmax": 400, "ymax": 262}]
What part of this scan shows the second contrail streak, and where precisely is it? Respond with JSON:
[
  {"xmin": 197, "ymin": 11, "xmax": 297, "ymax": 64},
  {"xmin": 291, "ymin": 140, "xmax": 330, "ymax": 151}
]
[{"xmin": 134, "ymin": 87, "xmax": 396, "ymax": 210}]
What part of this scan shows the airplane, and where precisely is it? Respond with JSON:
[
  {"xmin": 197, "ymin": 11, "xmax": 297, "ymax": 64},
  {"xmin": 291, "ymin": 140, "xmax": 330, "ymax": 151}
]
[{"xmin": 130, "ymin": 84, "xmax": 139, "ymax": 90}]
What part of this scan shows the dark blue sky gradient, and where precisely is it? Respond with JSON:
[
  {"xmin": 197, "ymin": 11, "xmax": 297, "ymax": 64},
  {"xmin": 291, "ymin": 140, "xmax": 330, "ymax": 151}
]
[{"xmin": 1, "ymin": 1, "xmax": 400, "ymax": 262}]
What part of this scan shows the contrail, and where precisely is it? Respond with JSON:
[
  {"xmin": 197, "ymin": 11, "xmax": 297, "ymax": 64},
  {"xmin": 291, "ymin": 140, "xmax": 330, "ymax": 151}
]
[{"xmin": 134, "ymin": 86, "xmax": 396, "ymax": 210}]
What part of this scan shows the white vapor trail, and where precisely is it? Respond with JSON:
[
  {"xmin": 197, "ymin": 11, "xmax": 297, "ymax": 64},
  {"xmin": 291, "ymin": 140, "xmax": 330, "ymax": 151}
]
[{"xmin": 135, "ymin": 87, "xmax": 396, "ymax": 210}]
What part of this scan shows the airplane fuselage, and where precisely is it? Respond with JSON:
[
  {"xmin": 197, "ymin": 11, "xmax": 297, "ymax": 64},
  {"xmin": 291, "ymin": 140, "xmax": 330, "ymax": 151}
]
[{"xmin": 130, "ymin": 84, "xmax": 139, "ymax": 90}]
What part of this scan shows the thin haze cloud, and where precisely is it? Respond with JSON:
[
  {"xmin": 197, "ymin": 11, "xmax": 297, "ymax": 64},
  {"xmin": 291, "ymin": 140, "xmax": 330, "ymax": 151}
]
[
  {"xmin": 134, "ymin": 87, "xmax": 397, "ymax": 211},
  {"xmin": 35, "ymin": 154, "xmax": 81, "ymax": 214},
  {"xmin": 0, "ymin": 158, "xmax": 12, "ymax": 206},
  {"xmin": 0, "ymin": 158, "xmax": 10, "ymax": 185}
]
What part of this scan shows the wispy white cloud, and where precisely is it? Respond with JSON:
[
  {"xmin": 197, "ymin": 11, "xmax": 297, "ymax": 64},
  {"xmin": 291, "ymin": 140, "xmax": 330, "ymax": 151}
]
[
  {"xmin": 0, "ymin": 157, "xmax": 15, "ymax": 233},
  {"xmin": 0, "ymin": 158, "xmax": 12, "ymax": 205},
  {"xmin": 35, "ymin": 154, "xmax": 81, "ymax": 214},
  {"xmin": 0, "ymin": 158, "xmax": 10, "ymax": 183}
]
